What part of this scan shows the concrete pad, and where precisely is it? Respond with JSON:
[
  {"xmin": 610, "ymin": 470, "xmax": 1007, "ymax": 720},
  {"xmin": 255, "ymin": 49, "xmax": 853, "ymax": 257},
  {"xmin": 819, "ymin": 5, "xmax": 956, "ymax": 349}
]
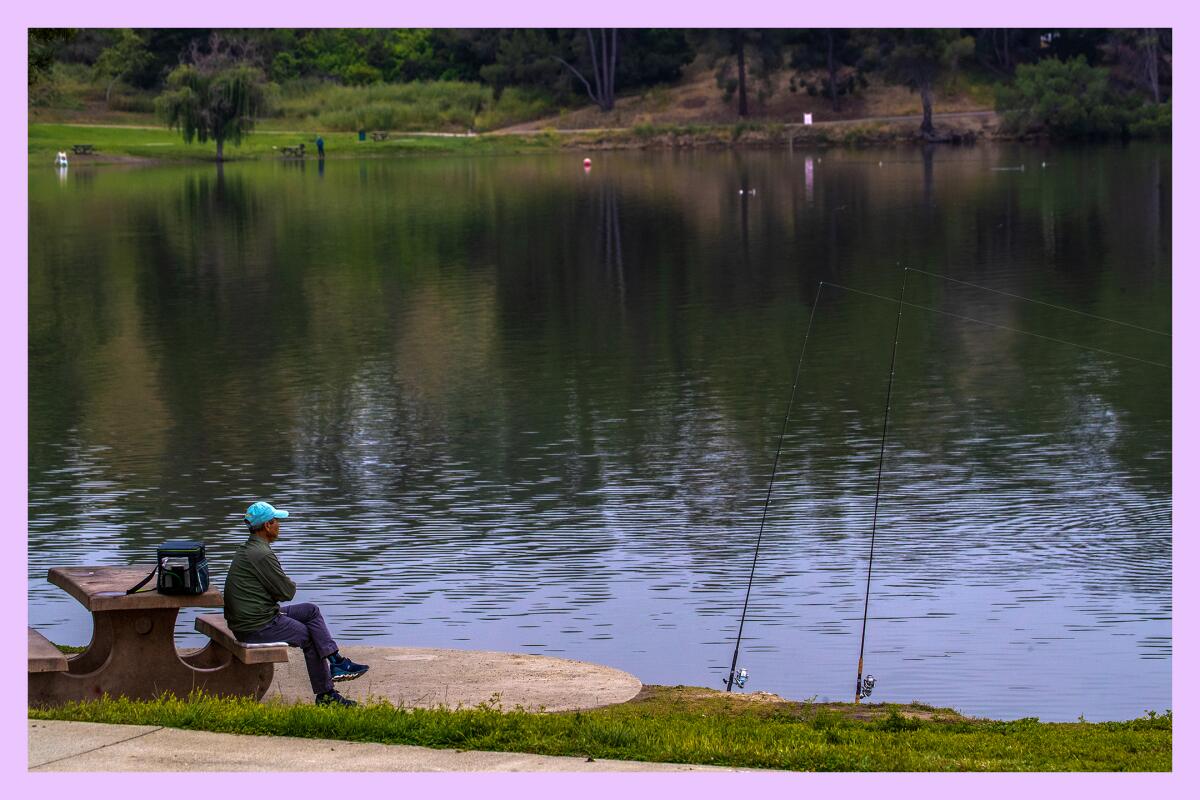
[
  {"xmin": 28, "ymin": 721, "xmax": 743, "ymax": 772},
  {"xmin": 262, "ymin": 646, "xmax": 642, "ymax": 711},
  {"xmin": 28, "ymin": 719, "xmax": 161, "ymax": 768}
]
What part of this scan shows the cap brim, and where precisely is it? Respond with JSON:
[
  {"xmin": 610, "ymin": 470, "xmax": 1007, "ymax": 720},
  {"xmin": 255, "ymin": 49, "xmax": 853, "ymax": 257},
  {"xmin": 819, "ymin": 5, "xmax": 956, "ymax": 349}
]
[{"xmin": 274, "ymin": 509, "xmax": 289, "ymax": 519}]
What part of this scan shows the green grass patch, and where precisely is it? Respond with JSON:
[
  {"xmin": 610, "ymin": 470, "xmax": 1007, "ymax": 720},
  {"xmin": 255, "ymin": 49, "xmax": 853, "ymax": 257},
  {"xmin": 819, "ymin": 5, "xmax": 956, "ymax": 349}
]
[
  {"xmin": 29, "ymin": 685, "xmax": 1170, "ymax": 771},
  {"xmin": 29, "ymin": 123, "xmax": 562, "ymax": 165}
]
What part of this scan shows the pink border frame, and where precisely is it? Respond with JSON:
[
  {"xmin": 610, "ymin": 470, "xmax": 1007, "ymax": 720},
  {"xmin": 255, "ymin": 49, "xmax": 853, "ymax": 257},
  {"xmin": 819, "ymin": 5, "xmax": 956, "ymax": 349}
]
[{"xmin": 7, "ymin": 2, "xmax": 1188, "ymax": 793}]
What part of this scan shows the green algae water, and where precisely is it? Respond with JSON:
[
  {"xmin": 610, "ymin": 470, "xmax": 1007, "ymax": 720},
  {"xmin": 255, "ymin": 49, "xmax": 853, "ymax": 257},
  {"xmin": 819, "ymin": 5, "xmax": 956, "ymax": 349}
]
[{"xmin": 28, "ymin": 143, "xmax": 1170, "ymax": 721}]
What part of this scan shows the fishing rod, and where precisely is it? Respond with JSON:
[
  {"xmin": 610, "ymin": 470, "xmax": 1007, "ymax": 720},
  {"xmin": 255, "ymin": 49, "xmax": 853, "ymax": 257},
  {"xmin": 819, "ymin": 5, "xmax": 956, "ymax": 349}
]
[
  {"xmin": 835, "ymin": 267, "xmax": 1166, "ymax": 704},
  {"xmin": 823, "ymin": 281, "xmax": 1170, "ymax": 370},
  {"xmin": 904, "ymin": 267, "xmax": 1171, "ymax": 338},
  {"xmin": 724, "ymin": 282, "xmax": 825, "ymax": 692},
  {"xmin": 854, "ymin": 269, "xmax": 907, "ymax": 704},
  {"xmin": 725, "ymin": 268, "xmax": 1165, "ymax": 700}
]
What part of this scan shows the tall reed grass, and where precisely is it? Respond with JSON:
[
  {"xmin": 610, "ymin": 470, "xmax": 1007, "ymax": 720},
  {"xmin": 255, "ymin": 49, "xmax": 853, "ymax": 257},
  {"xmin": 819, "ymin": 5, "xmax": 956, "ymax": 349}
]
[{"xmin": 271, "ymin": 80, "xmax": 557, "ymax": 132}]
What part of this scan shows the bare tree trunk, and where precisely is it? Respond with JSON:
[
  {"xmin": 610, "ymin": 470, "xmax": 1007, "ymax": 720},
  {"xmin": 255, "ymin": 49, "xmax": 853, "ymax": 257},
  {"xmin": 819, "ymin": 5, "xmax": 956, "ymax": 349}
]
[
  {"xmin": 581, "ymin": 29, "xmax": 618, "ymax": 111},
  {"xmin": 216, "ymin": 137, "xmax": 224, "ymax": 162},
  {"xmin": 1002, "ymin": 29, "xmax": 1010, "ymax": 71},
  {"xmin": 599, "ymin": 30, "xmax": 610, "ymax": 111},
  {"xmin": 920, "ymin": 82, "xmax": 934, "ymax": 136},
  {"xmin": 1143, "ymin": 28, "xmax": 1161, "ymax": 104},
  {"xmin": 559, "ymin": 31, "xmax": 605, "ymax": 111},
  {"xmin": 826, "ymin": 30, "xmax": 839, "ymax": 112},
  {"xmin": 736, "ymin": 34, "xmax": 749, "ymax": 117},
  {"xmin": 609, "ymin": 29, "xmax": 619, "ymax": 111}
]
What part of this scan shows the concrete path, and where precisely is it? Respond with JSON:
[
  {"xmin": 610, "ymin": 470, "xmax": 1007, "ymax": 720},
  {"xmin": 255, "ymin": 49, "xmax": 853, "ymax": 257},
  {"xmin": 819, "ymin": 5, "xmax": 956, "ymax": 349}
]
[
  {"xmin": 28, "ymin": 720, "xmax": 743, "ymax": 772},
  {"xmin": 265, "ymin": 646, "xmax": 642, "ymax": 711}
]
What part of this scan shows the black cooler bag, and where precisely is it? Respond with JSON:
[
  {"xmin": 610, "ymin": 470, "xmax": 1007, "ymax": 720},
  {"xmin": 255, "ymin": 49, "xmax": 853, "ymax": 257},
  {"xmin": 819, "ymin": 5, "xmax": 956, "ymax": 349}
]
[
  {"xmin": 127, "ymin": 540, "xmax": 210, "ymax": 595},
  {"xmin": 157, "ymin": 540, "xmax": 210, "ymax": 594}
]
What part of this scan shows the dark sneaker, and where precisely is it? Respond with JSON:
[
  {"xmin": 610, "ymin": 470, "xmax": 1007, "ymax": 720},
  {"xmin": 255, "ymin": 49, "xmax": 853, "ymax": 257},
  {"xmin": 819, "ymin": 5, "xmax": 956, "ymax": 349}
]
[
  {"xmin": 316, "ymin": 689, "xmax": 357, "ymax": 707},
  {"xmin": 330, "ymin": 654, "xmax": 370, "ymax": 682}
]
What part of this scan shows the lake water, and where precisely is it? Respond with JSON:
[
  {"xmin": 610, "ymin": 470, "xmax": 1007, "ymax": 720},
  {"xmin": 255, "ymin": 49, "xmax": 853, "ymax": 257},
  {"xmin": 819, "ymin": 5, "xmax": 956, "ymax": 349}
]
[{"xmin": 28, "ymin": 143, "xmax": 1171, "ymax": 721}]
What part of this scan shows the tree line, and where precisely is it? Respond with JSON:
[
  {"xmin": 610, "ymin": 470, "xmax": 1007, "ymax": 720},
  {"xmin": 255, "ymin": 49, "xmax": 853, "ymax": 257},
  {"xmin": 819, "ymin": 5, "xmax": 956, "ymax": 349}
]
[{"xmin": 30, "ymin": 28, "xmax": 1171, "ymax": 159}]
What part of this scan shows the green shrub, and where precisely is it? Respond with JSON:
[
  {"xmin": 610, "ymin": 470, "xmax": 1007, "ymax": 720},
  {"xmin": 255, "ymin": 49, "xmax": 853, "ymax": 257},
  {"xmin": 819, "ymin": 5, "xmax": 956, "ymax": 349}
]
[
  {"xmin": 1128, "ymin": 102, "xmax": 1171, "ymax": 138},
  {"xmin": 341, "ymin": 64, "xmax": 383, "ymax": 86},
  {"xmin": 995, "ymin": 56, "xmax": 1166, "ymax": 139},
  {"xmin": 106, "ymin": 88, "xmax": 156, "ymax": 113},
  {"xmin": 473, "ymin": 86, "xmax": 557, "ymax": 131},
  {"xmin": 731, "ymin": 121, "xmax": 762, "ymax": 141}
]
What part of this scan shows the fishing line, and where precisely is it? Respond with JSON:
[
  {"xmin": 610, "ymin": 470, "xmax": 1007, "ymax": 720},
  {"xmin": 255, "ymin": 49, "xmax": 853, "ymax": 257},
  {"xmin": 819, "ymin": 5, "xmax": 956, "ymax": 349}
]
[
  {"xmin": 904, "ymin": 267, "xmax": 1171, "ymax": 338},
  {"xmin": 822, "ymin": 281, "xmax": 1170, "ymax": 370},
  {"xmin": 724, "ymin": 282, "xmax": 825, "ymax": 693},
  {"xmin": 854, "ymin": 270, "xmax": 907, "ymax": 704}
]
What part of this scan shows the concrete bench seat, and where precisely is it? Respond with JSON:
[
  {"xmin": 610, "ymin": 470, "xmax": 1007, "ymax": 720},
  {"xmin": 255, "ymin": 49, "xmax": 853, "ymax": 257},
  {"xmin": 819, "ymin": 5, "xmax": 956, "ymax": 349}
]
[
  {"xmin": 28, "ymin": 627, "xmax": 69, "ymax": 673},
  {"xmin": 195, "ymin": 614, "xmax": 289, "ymax": 665}
]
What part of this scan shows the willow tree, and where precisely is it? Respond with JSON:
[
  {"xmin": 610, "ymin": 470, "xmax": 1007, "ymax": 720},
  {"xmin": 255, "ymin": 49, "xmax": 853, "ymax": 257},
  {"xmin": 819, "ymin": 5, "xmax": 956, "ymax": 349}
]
[{"xmin": 156, "ymin": 64, "xmax": 270, "ymax": 162}]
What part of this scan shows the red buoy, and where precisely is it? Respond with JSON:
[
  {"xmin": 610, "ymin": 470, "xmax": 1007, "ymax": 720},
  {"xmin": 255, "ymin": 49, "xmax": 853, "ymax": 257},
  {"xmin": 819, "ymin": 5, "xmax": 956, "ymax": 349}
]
[{"xmin": 583, "ymin": 158, "xmax": 592, "ymax": 168}]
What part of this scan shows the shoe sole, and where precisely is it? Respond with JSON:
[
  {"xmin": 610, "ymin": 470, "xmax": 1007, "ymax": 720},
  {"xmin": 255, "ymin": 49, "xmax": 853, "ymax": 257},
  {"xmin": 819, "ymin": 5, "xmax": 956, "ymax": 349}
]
[{"xmin": 332, "ymin": 668, "xmax": 369, "ymax": 683}]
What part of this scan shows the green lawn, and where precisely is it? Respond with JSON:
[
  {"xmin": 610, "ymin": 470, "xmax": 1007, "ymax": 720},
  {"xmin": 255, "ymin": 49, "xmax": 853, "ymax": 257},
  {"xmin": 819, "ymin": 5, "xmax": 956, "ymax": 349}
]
[
  {"xmin": 30, "ymin": 123, "xmax": 561, "ymax": 166},
  {"xmin": 29, "ymin": 685, "xmax": 1170, "ymax": 771}
]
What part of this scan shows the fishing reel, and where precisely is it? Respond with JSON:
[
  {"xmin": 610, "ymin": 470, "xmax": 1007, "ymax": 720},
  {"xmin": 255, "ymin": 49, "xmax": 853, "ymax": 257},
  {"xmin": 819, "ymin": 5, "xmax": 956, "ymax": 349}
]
[
  {"xmin": 725, "ymin": 667, "xmax": 749, "ymax": 690},
  {"xmin": 861, "ymin": 674, "xmax": 876, "ymax": 698}
]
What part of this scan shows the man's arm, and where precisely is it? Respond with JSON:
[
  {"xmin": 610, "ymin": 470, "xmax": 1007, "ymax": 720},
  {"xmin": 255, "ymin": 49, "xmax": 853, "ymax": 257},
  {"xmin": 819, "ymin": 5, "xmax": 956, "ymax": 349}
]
[{"xmin": 251, "ymin": 551, "xmax": 297, "ymax": 601}]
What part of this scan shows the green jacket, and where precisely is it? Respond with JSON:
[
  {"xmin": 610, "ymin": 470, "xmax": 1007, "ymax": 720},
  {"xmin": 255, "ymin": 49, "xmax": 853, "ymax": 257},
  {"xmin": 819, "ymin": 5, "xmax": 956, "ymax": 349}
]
[{"xmin": 223, "ymin": 535, "xmax": 297, "ymax": 636}]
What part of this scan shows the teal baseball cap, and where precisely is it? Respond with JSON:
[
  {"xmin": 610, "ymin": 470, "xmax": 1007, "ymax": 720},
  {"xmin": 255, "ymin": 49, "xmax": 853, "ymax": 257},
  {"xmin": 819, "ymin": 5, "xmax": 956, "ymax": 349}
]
[{"xmin": 244, "ymin": 501, "xmax": 289, "ymax": 529}]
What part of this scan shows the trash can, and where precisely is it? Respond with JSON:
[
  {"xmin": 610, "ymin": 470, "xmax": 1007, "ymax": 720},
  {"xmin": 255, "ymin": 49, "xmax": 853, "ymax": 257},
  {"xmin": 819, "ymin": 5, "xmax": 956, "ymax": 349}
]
[{"xmin": 358, "ymin": 129, "xmax": 366, "ymax": 142}]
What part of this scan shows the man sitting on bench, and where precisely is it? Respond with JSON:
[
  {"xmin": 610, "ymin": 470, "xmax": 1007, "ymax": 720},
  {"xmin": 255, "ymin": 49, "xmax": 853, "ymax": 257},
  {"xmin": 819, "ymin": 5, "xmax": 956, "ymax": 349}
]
[{"xmin": 224, "ymin": 501, "xmax": 369, "ymax": 707}]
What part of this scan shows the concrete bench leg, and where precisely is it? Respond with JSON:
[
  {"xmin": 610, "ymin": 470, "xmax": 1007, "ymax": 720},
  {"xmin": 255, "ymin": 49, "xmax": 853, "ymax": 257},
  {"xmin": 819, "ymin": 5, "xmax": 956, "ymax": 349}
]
[{"xmin": 28, "ymin": 608, "xmax": 275, "ymax": 708}]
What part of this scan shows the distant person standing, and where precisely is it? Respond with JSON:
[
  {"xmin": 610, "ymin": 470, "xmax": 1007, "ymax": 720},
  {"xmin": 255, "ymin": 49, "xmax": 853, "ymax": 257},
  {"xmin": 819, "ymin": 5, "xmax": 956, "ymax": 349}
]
[
  {"xmin": 316, "ymin": 135, "xmax": 325, "ymax": 159},
  {"xmin": 224, "ymin": 501, "xmax": 368, "ymax": 707}
]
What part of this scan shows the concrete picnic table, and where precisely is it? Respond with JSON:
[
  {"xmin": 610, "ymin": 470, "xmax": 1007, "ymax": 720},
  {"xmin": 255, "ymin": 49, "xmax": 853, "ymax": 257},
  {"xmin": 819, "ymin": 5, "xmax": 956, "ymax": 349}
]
[{"xmin": 28, "ymin": 566, "xmax": 287, "ymax": 708}]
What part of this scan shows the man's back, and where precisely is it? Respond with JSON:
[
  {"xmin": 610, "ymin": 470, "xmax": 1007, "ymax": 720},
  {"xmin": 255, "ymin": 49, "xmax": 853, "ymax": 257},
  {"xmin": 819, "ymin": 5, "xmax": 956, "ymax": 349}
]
[{"xmin": 224, "ymin": 535, "xmax": 297, "ymax": 637}]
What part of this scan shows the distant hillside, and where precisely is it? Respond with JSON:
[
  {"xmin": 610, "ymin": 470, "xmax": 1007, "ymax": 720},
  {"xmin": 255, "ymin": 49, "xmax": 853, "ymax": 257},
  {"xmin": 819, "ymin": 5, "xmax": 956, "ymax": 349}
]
[{"xmin": 500, "ymin": 62, "xmax": 993, "ymax": 132}]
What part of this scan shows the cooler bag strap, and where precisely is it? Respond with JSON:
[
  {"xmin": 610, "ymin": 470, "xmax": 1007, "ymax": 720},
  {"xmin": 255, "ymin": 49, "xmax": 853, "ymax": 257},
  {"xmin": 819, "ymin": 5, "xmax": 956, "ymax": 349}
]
[{"xmin": 126, "ymin": 559, "xmax": 161, "ymax": 594}]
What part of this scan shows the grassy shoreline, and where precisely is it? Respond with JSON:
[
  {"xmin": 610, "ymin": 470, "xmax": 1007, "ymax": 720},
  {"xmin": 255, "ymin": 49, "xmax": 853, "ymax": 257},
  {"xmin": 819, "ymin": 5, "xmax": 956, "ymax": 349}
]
[
  {"xmin": 29, "ymin": 685, "xmax": 1170, "ymax": 771},
  {"xmin": 31, "ymin": 115, "xmax": 1000, "ymax": 167}
]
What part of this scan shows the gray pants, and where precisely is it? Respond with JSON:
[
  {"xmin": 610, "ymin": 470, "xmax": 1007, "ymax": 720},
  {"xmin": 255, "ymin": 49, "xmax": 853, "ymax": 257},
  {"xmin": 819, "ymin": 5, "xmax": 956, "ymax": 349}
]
[{"xmin": 238, "ymin": 603, "xmax": 337, "ymax": 696}]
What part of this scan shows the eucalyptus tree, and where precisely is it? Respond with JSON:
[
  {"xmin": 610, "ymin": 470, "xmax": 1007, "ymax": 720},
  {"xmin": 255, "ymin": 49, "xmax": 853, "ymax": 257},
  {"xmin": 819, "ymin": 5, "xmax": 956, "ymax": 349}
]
[
  {"xmin": 874, "ymin": 29, "xmax": 974, "ymax": 137},
  {"xmin": 94, "ymin": 29, "xmax": 151, "ymax": 106},
  {"xmin": 791, "ymin": 29, "xmax": 863, "ymax": 112},
  {"xmin": 1111, "ymin": 28, "xmax": 1170, "ymax": 104},
  {"xmin": 690, "ymin": 29, "xmax": 787, "ymax": 117},
  {"xmin": 553, "ymin": 29, "xmax": 620, "ymax": 112}
]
